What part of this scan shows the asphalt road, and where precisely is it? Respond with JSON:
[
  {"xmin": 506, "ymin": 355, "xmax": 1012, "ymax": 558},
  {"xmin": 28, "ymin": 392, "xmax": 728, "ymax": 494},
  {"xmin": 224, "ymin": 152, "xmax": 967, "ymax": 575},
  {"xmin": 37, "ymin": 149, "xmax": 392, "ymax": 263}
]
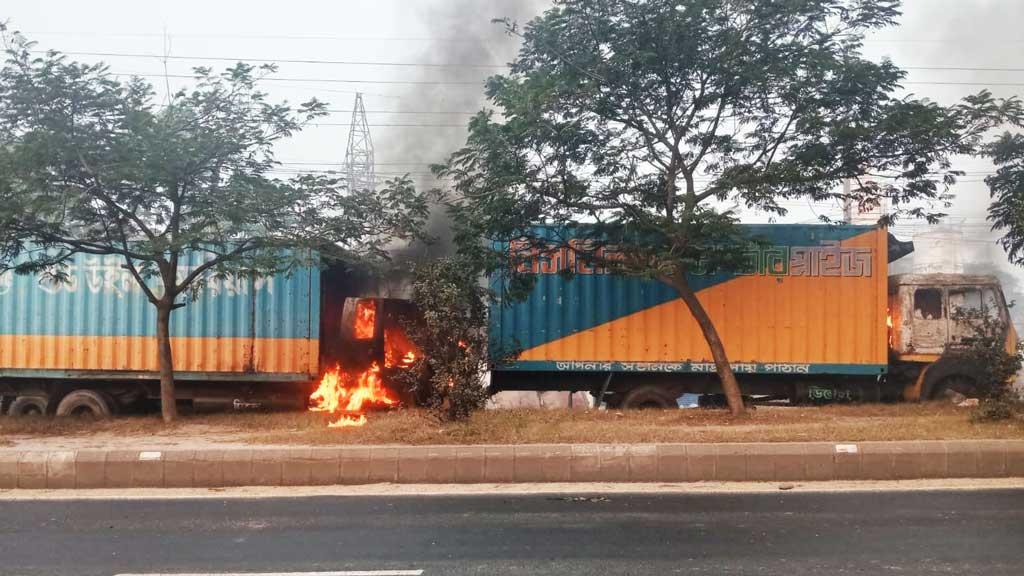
[{"xmin": 1, "ymin": 489, "xmax": 1022, "ymax": 575}]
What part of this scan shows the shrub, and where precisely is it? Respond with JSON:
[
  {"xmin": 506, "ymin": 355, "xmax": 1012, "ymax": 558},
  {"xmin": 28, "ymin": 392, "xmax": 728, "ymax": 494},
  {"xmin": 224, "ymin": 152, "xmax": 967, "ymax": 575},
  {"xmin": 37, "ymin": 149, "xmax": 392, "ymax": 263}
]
[
  {"xmin": 950, "ymin": 308, "xmax": 1022, "ymax": 421},
  {"xmin": 395, "ymin": 258, "xmax": 493, "ymax": 421}
]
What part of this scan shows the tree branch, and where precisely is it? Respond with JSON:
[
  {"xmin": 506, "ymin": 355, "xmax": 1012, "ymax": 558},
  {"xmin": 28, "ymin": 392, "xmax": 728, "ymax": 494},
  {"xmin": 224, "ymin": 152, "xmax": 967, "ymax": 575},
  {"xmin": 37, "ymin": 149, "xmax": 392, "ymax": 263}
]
[{"xmin": 175, "ymin": 240, "xmax": 258, "ymax": 293}]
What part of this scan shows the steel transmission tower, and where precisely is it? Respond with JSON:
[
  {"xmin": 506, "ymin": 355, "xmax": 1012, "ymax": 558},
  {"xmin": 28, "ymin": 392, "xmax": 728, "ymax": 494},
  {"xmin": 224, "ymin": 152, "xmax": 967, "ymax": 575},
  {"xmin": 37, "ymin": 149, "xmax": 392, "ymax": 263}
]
[{"xmin": 345, "ymin": 93, "xmax": 376, "ymax": 193}]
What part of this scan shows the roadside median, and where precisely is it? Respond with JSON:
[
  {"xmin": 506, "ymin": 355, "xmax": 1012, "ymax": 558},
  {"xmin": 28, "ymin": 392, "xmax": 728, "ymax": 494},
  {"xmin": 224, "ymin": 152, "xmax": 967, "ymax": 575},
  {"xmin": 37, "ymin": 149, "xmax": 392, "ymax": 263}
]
[{"xmin": 2, "ymin": 440, "xmax": 1023, "ymax": 489}]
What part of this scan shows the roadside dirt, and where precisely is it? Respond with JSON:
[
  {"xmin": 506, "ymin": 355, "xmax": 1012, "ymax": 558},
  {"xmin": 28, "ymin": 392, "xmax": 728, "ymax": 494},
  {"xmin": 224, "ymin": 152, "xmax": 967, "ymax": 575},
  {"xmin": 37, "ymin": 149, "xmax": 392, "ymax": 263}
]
[{"xmin": 2, "ymin": 403, "xmax": 1022, "ymax": 450}]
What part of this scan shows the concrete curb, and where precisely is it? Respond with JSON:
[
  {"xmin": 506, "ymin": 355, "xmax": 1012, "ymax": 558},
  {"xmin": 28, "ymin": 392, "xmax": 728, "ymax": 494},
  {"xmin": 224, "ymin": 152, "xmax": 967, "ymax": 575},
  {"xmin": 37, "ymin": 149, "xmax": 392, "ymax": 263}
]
[{"xmin": 1, "ymin": 441, "xmax": 1022, "ymax": 489}]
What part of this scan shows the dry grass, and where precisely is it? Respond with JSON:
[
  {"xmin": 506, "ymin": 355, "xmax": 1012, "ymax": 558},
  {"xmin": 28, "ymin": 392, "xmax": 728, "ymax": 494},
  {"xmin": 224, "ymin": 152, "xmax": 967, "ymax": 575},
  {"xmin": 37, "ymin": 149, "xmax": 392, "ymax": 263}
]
[{"xmin": 2, "ymin": 403, "xmax": 1022, "ymax": 447}]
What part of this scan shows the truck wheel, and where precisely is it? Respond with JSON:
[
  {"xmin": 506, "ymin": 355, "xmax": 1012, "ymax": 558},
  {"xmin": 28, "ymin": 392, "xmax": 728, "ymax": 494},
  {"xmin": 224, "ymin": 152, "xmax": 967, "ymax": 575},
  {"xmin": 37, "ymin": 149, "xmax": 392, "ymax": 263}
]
[
  {"xmin": 100, "ymin": 391, "xmax": 122, "ymax": 415},
  {"xmin": 7, "ymin": 395, "xmax": 51, "ymax": 417},
  {"xmin": 55, "ymin": 390, "xmax": 113, "ymax": 419},
  {"xmin": 620, "ymin": 385, "xmax": 677, "ymax": 410},
  {"xmin": 931, "ymin": 375, "xmax": 978, "ymax": 401}
]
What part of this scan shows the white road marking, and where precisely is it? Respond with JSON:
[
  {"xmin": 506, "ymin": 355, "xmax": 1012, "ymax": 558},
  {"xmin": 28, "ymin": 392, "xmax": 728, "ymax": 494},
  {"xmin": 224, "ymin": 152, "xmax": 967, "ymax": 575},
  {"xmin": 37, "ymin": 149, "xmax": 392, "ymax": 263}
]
[
  {"xmin": 115, "ymin": 571, "xmax": 424, "ymax": 576},
  {"xmin": 138, "ymin": 451, "xmax": 163, "ymax": 461},
  {"xmin": 834, "ymin": 444, "xmax": 859, "ymax": 454}
]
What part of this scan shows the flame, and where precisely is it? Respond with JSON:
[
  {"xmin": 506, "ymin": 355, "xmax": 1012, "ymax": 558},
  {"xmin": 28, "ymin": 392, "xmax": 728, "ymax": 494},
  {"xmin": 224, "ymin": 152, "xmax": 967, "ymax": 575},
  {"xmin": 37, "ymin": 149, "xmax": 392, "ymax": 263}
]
[
  {"xmin": 887, "ymin": 310, "xmax": 894, "ymax": 348},
  {"xmin": 384, "ymin": 327, "xmax": 421, "ymax": 368},
  {"xmin": 309, "ymin": 363, "xmax": 397, "ymax": 428},
  {"xmin": 354, "ymin": 300, "xmax": 376, "ymax": 340},
  {"xmin": 332, "ymin": 414, "xmax": 367, "ymax": 427},
  {"xmin": 311, "ymin": 322, "xmax": 423, "ymax": 429}
]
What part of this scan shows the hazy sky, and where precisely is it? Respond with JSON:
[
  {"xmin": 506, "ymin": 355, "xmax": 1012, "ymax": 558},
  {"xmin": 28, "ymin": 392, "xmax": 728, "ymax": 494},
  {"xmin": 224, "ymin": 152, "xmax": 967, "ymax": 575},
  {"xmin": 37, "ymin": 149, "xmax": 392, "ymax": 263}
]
[{"xmin": 4, "ymin": 0, "xmax": 1024, "ymax": 268}]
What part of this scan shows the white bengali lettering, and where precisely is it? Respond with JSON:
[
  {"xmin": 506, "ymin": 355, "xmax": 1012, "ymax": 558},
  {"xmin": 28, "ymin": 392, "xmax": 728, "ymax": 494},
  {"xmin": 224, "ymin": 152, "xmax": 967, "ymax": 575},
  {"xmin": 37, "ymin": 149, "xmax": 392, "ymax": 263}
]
[
  {"xmin": 13, "ymin": 256, "xmax": 278, "ymax": 299},
  {"xmin": 548, "ymin": 361, "xmax": 816, "ymax": 374}
]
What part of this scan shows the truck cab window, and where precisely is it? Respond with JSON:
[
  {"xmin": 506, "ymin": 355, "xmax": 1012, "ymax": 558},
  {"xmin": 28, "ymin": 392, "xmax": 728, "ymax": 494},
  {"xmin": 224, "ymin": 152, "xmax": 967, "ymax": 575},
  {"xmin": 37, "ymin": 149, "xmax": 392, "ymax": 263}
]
[
  {"xmin": 983, "ymin": 288, "xmax": 1003, "ymax": 321},
  {"xmin": 949, "ymin": 288, "xmax": 983, "ymax": 317},
  {"xmin": 914, "ymin": 288, "xmax": 943, "ymax": 320}
]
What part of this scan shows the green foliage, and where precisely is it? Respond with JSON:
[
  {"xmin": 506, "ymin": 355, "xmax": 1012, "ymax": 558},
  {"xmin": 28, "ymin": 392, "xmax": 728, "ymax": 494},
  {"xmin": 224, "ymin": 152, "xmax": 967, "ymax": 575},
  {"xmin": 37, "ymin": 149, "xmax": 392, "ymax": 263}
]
[
  {"xmin": 440, "ymin": 0, "xmax": 1018, "ymax": 284},
  {"xmin": 0, "ymin": 25, "xmax": 429, "ymax": 302},
  {"xmin": 436, "ymin": 0, "xmax": 1019, "ymax": 416},
  {"xmin": 395, "ymin": 258, "xmax": 497, "ymax": 421},
  {"xmin": 950, "ymin": 307, "xmax": 1022, "ymax": 422},
  {"xmin": 986, "ymin": 133, "xmax": 1024, "ymax": 266},
  {"xmin": 0, "ymin": 25, "xmax": 430, "ymax": 419}
]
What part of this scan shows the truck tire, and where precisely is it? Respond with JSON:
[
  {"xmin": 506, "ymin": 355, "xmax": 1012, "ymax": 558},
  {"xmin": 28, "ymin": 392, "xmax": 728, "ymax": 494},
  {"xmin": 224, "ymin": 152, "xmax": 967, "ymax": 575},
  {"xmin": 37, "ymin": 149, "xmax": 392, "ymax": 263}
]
[
  {"xmin": 930, "ymin": 374, "xmax": 979, "ymax": 401},
  {"xmin": 918, "ymin": 355, "xmax": 983, "ymax": 401},
  {"xmin": 55, "ymin": 390, "xmax": 113, "ymax": 419},
  {"xmin": 620, "ymin": 385, "xmax": 678, "ymax": 410},
  {"xmin": 100, "ymin": 390, "xmax": 122, "ymax": 416},
  {"xmin": 7, "ymin": 395, "xmax": 51, "ymax": 417}
]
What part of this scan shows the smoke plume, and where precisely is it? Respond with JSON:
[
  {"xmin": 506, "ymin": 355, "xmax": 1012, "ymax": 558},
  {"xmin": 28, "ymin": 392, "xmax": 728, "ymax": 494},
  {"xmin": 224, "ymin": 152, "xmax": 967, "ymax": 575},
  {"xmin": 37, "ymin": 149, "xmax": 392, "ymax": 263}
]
[{"xmin": 378, "ymin": 0, "xmax": 550, "ymax": 264}]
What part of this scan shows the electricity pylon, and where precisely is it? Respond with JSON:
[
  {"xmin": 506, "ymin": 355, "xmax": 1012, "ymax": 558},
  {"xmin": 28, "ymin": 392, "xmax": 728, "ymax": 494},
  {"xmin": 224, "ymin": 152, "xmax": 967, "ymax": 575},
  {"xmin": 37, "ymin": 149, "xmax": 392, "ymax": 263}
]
[{"xmin": 344, "ymin": 93, "xmax": 376, "ymax": 193}]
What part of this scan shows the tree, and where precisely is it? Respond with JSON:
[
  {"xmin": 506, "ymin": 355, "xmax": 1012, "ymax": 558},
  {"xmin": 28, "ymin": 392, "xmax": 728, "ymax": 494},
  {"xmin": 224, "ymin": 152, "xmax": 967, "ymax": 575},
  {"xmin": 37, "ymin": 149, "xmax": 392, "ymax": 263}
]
[
  {"xmin": 394, "ymin": 258, "xmax": 494, "ymax": 421},
  {"xmin": 986, "ymin": 133, "xmax": 1024, "ymax": 265},
  {"xmin": 0, "ymin": 28, "xmax": 429, "ymax": 422},
  {"xmin": 438, "ymin": 0, "xmax": 1016, "ymax": 416}
]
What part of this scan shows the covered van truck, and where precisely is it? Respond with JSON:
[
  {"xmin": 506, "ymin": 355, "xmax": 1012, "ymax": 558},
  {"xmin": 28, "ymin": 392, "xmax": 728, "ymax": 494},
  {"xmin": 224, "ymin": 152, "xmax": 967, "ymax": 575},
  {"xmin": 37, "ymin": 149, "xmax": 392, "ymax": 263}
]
[
  {"xmin": 488, "ymin": 224, "xmax": 1015, "ymax": 408},
  {"xmin": 0, "ymin": 251, "xmax": 320, "ymax": 416}
]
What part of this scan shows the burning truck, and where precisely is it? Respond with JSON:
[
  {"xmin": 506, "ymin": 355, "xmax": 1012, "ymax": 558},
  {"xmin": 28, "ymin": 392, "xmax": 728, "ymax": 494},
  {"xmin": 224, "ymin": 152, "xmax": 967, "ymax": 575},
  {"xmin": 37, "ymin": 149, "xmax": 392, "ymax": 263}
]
[
  {"xmin": 0, "ymin": 223, "xmax": 1017, "ymax": 421},
  {"xmin": 0, "ymin": 254, "xmax": 425, "ymax": 424},
  {"xmin": 488, "ymin": 224, "xmax": 1018, "ymax": 408},
  {"xmin": 309, "ymin": 297, "xmax": 422, "ymax": 427}
]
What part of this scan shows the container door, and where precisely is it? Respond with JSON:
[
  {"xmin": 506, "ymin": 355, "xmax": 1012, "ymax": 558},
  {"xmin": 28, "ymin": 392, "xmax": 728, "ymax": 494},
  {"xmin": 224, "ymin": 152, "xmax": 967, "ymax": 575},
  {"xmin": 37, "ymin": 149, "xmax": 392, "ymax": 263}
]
[
  {"xmin": 910, "ymin": 287, "xmax": 946, "ymax": 353},
  {"xmin": 251, "ymin": 267, "xmax": 314, "ymax": 375}
]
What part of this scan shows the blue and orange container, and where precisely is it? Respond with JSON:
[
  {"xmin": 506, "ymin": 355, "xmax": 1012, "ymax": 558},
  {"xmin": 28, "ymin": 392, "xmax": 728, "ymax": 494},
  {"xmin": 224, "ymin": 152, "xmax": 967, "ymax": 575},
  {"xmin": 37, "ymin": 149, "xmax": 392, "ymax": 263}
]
[
  {"xmin": 0, "ymin": 251, "xmax": 319, "ymax": 381},
  {"xmin": 489, "ymin": 224, "xmax": 889, "ymax": 377}
]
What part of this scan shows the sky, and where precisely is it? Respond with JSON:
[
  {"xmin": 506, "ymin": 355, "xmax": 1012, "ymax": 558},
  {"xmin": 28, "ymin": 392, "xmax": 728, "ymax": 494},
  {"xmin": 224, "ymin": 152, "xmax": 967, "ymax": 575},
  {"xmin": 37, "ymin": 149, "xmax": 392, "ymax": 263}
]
[
  {"xmin": 3, "ymin": 0, "xmax": 1024, "ymax": 280},
  {"xmin": 2, "ymin": 0, "xmax": 546, "ymax": 186}
]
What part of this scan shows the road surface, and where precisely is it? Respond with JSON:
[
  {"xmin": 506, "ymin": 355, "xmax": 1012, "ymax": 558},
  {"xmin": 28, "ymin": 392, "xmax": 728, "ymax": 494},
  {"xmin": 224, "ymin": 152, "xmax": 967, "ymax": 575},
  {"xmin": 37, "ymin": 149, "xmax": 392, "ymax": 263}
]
[{"xmin": 1, "ymin": 489, "xmax": 1022, "ymax": 575}]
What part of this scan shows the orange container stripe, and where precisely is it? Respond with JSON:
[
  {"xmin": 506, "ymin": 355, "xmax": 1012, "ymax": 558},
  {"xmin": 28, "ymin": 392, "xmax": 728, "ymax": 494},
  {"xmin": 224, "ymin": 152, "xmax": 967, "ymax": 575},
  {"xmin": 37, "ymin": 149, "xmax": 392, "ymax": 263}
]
[
  {"xmin": 519, "ymin": 229, "xmax": 888, "ymax": 366},
  {"xmin": 0, "ymin": 335, "xmax": 318, "ymax": 376}
]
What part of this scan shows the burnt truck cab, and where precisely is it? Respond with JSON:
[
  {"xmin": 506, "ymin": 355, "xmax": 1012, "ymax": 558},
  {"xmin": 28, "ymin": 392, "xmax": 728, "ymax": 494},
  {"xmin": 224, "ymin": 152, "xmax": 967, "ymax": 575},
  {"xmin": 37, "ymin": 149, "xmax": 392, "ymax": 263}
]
[{"xmin": 888, "ymin": 273, "xmax": 1017, "ymax": 401}]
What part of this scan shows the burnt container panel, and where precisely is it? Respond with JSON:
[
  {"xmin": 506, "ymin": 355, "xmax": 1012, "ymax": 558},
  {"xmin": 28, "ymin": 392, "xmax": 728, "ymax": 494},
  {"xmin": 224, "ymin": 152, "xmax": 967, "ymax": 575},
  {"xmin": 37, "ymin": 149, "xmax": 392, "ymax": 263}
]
[
  {"xmin": 490, "ymin": 225, "xmax": 888, "ymax": 376},
  {"xmin": 0, "ymin": 251, "xmax": 320, "ymax": 381}
]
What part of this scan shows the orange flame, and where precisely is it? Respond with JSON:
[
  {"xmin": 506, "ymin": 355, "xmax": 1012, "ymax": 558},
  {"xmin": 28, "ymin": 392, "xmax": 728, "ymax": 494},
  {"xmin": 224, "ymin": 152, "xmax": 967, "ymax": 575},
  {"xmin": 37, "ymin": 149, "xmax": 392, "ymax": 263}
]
[
  {"xmin": 384, "ymin": 327, "xmax": 421, "ymax": 368},
  {"xmin": 309, "ymin": 363, "xmax": 397, "ymax": 428},
  {"xmin": 354, "ymin": 300, "xmax": 376, "ymax": 340}
]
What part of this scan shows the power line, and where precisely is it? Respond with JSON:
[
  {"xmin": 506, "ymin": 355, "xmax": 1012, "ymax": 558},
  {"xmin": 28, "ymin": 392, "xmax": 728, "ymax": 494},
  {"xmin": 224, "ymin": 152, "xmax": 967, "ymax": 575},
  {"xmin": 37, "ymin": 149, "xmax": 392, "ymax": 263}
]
[
  {"xmin": 266, "ymin": 169, "xmax": 449, "ymax": 179},
  {"xmin": 903, "ymin": 81, "xmax": 1024, "ymax": 87},
  {"xmin": 20, "ymin": 30, "xmax": 488, "ymax": 43},
  {"xmin": 328, "ymin": 109, "xmax": 478, "ymax": 115},
  {"xmin": 114, "ymin": 71, "xmax": 484, "ymax": 86},
  {"xmin": 52, "ymin": 52, "xmax": 1024, "ymax": 75},
  {"xmin": 307, "ymin": 123, "xmax": 466, "ymax": 128},
  {"xmin": 280, "ymin": 161, "xmax": 443, "ymax": 166},
  {"xmin": 29, "ymin": 29, "xmax": 1022, "ymax": 50},
  {"xmin": 905, "ymin": 66, "xmax": 1024, "ymax": 73},
  {"xmin": 40, "ymin": 50, "xmax": 508, "ymax": 69},
  {"xmin": 111, "ymin": 71, "xmax": 1024, "ymax": 92},
  {"xmin": 864, "ymin": 38, "xmax": 1024, "ymax": 45}
]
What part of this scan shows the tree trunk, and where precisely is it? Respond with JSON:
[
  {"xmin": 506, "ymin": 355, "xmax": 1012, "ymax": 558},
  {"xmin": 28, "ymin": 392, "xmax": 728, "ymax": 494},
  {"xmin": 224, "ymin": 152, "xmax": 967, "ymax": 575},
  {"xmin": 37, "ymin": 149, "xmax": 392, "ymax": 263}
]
[
  {"xmin": 155, "ymin": 302, "xmax": 178, "ymax": 422},
  {"xmin": 669, "ymin": 270, "xmax": 746, "ymax": 416}
]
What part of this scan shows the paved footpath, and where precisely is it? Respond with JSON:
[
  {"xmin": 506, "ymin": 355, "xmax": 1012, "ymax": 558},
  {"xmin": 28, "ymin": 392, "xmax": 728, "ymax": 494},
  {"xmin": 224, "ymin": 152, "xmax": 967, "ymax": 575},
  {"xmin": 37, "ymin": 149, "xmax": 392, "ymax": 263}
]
[
  {"xmin": 1, "ymin": 488, "xmax": 1022, "ymax": 575},
  {"xmin": 2, "ymin": 440, "xmax": 1023, "ymax": 489}
]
